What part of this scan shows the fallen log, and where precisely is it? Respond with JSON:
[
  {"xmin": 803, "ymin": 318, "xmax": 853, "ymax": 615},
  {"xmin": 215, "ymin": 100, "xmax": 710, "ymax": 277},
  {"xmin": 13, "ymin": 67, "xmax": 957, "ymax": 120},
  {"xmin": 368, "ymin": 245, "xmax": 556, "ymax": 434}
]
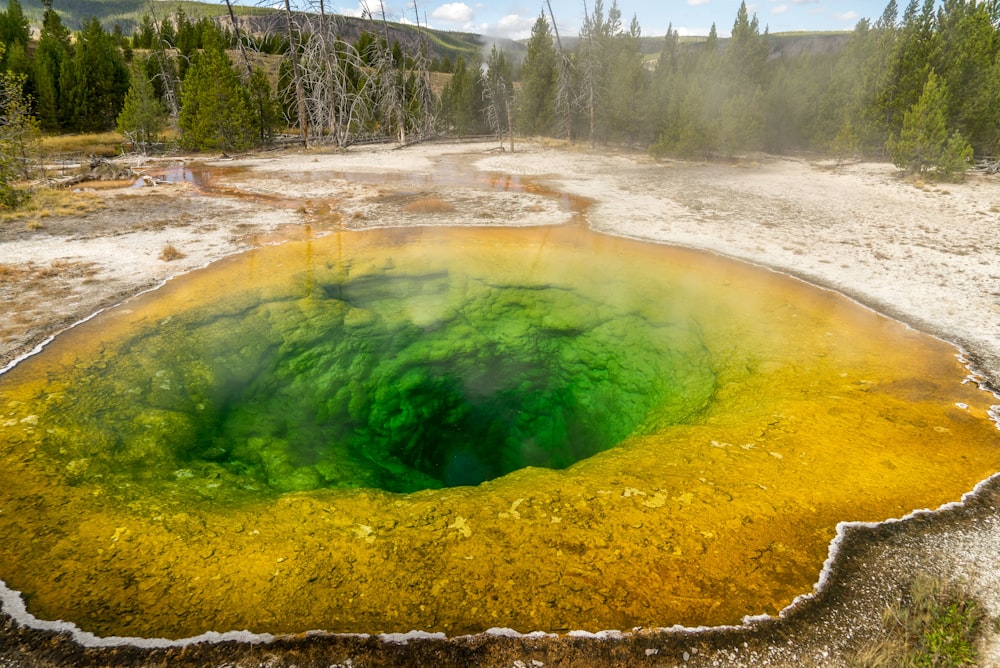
[
  {"xmin": 972, "ymin": 157, "xmax": 1000, "ymax": 174},
  {"xmin": 43, "ymin": 157, "xmax": 137, "ymax": 188}
]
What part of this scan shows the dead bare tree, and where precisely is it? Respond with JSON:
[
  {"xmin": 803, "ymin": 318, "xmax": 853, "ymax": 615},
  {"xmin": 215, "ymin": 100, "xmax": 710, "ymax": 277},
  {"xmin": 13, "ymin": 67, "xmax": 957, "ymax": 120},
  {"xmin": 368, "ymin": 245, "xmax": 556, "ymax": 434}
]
[
  {"xmin": 545, "ymin": 0, "xmax": 573, "ymax": 141},
  {"xmin": 409, "ymin": 0, "xmax": 438, "ymax": 138},
  {"xmin": 260, "ymin": 0, "xmax": 436, "ymax": 147},
  {"xmin": 223, "ymin": 0, "xmax": 274, "ymax": 146},
  {"xmin": 482, "ymin": 80, "xmax": 514, "ymax": 152},
  {"xmin": 373, "ymin": 0, "xmax": 406, "ymax": 144},
  {"xmin": 296, "ymin": 11, "xmax": 374, "ymax": 147},
  {"xmin": 482, "ymin": 46, "xmax": 514, "ymax": 152},
  {"xmin": 580, "ymin": 0, "xmax": 598, "ymax": 146},
  {"xmin": 282, "ymin": 0, "xmax": 309, "ymax": 146},
  {"xmin": 144, "ymin": 0, "xmax": 179, "ymax": 120}
]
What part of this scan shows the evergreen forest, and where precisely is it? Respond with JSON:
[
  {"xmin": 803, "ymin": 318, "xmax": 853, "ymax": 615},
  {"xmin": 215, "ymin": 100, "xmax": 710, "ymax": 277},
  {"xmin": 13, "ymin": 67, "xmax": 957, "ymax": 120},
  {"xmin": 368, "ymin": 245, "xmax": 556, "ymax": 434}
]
[{"xmin": 3, "ymin": 0, "xmax": 999, "ymax": 207}]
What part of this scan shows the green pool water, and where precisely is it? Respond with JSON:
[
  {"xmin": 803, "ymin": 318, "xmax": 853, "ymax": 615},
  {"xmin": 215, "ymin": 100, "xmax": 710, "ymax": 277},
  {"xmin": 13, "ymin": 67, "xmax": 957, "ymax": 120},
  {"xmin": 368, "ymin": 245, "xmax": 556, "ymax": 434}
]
[{"xmin": 1, "ymin": 223, "xmax": 998, "ymax": 639}]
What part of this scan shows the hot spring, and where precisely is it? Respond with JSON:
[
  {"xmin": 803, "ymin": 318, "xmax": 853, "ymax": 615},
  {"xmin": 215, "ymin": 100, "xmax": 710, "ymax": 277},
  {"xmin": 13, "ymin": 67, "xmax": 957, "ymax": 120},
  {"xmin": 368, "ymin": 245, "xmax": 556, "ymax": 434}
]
[{"xmin": 0, "ymin": 222, "xmax": 997, "ymax": 639}]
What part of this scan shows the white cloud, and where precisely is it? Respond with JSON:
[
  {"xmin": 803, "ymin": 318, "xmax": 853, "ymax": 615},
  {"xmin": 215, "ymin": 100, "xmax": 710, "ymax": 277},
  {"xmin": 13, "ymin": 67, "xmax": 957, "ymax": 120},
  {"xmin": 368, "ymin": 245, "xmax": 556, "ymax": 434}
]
[
  {"xmin": 431, "ymin": 2, "xmax": 474, "ymax": 23},
  {"xmin": 674, "ymin": 25, "xmax": 721, "ymax": 36},
  {"xmin": 772, "ymin": 4, "xmax": 788, "ymax": 13},
  {"xmin": 335, "ymin": 2, "xmax": 367, "ymax": 18},
  {"xmin": 834, "ymin": 10, "xmax": 858, "ymax": 20},
  {"xmin": 492, "ymin": 13, "xmax": 535, "ymax": 38},
  {"xmin": 687, "ymin": 0, "xmax": 711, "ymax": 6}
]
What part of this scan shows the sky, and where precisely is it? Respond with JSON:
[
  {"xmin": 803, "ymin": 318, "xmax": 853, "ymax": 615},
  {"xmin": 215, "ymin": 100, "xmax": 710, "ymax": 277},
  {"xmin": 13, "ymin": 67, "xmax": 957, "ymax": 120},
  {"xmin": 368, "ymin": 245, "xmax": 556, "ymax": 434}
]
[{"xmin": 327, "ymin": 0, "xmax": 889, "ymax": 40}]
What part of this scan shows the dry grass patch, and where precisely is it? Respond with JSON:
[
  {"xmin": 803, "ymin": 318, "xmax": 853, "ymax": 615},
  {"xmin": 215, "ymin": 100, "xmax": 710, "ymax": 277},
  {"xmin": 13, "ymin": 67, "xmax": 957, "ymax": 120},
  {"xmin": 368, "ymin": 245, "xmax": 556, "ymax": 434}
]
[
  {"xmin": 0, "ymin": 260, "xmax": 99, "ymax": 284},
  {"xmin": 403, "ymin": 197, "xmax": 454, "ymax": 214},
  {"xmin": 0, "ymin": 263, "xmax": 31, "ymax": 282},
  {"xmin": 160, "ymin": 244, "xmax": 186, "ymax": 261},
  {"xmin": 0, "ymin": 188, "xmax": 104, "ymax": 224},
  {"xmin": 535, "ymin": 136, "xmax": 575, "ymax": 149},
  {"xmin": 41, "ymin": 132, "xmax": 123, "ymax": 157}
]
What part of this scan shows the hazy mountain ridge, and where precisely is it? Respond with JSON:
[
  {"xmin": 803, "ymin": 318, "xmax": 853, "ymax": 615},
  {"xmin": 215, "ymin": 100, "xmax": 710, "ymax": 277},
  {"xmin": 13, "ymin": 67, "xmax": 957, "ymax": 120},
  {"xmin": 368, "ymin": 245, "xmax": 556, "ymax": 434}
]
[
  {"xmin": 15, "ymin": 0, "xmax": 847, "ymax": 64},
  {"xmin": 16, "ymin": 0, "xmax": 526, "ymax": 64}
]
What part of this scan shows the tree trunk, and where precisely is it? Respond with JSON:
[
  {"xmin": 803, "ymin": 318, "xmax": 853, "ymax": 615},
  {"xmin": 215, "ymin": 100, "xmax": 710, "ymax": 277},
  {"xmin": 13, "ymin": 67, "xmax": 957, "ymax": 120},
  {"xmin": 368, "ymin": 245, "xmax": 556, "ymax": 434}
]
[
  {"xmin": 507, "ymin": 102, "xmax": 514, "ymax": 152},
  {"xmin": 283, "ymin": 0, "xmax": 309, "ymax": 147},
  {"xmin": 545, "ymin": 0, "xmax": 572, "ymax": 141},
  {"xmin": 145, "ymin": 0, "xmax": 179, "ymax": 119},
  {"xmin": 224, "ymin": 0, "xmax": 268, "ymax": 146}
]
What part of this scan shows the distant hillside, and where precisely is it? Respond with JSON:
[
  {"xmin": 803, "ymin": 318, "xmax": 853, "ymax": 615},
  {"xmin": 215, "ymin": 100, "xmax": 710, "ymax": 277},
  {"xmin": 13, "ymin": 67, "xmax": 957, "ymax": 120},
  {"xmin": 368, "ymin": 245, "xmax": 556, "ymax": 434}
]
[
  {"xmin": 19, "ymin": 0, "xmax": 257, "ymax": 31},
  {"xmin": 16, "ymin": 0, "xmax": 525, "ymax": 65},
  {"xmin": 549, "ymin": 30, "xmax": 850, "ymax": 65},
  {"xmin": 766, "ymin": 31, "xmax": 852, "ymax": 57},
  {"xmin": 16, "ymin": 0, "xmax": 845, "ymax": 66},
  {"xmin": 225, "ymin": 12, "xmax": 526, "ymax": 65}
]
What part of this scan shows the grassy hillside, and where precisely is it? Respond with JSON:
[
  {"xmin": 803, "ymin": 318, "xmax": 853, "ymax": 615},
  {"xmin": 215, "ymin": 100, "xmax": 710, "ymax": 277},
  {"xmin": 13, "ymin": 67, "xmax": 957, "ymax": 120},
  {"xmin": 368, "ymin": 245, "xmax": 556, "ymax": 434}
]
[
  {"xmin": 563, "ymin": 30, "xmax": 850, "ymax": 63},
  {"xmin": 19, "ymin": 0, "xmax": 276, "ymax": 32},
  {"xmin": 16, "ymin": 0, "xmax": 524, "ymax": 65},
  {"xmin": 17, "ymin": 0, "xmax": 845, "ymax": 66}
]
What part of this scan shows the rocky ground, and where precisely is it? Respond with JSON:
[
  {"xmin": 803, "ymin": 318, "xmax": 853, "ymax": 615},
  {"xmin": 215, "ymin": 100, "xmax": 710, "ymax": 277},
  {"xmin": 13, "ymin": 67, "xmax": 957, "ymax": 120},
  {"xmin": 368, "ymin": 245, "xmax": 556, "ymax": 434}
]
[{"xmin": 1, "ymin": 140, "xmax": 999, "ymax": 666}]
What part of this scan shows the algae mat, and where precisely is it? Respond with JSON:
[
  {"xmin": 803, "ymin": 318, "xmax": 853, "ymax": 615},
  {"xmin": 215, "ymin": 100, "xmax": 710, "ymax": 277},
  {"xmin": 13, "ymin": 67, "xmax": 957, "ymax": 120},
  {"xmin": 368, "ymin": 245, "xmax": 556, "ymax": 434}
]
[{"xmin": 1, "ymin": 224, "xmax": 998, "ymax": 639}]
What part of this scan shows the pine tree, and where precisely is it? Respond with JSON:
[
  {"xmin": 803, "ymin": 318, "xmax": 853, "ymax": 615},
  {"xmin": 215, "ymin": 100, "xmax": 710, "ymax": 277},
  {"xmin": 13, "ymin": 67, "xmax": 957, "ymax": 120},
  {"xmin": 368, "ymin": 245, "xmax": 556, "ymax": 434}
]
[
  {"xmin": 32, "ymin": 0, "xmax": 72, "ymax": 131},
  {"xmin": 174, "ymin": 7, "xmax": 197, "ymax": 79},
  {"xmin": 887, "ymin": 72, "xmax": 972, "ymax": 180},
  {"xmin": 604, "ymin": 13, "xmax": 647, "ymax": 146},
  {"xmin": 577, "ymin": 0, "xmax": 626, "ymax": 145},
  {"xmin": 159, "ymin": 16, "xmax": 176, "ymax": 48},
  {"xmin": 823, "ymin": 14, "xmax": 897, "ymax": 155},
  {"xmin": 116, "ymin": 66, "xmax": 166, "ymax": 153},
  {"xmin": 877, "ymin": 0, "xmax": 938, "ymax": 137},
  {"xmin": 517, "ymin": 13, "xmax": 557, "ymax": 136},
  {"xmin": 246, "ymin": 66, "xmax": 281, "ymax": 147},
  {"xmin": 178, "ymin": 25, "xmax": 255, "ymax": 152},
  {"xmin": 438, "ymin": 56, "xmax": 485, "ymax": 135},
  {"xmin": 482, "ymin": 44, "xmax": 514, "ymax": 148},
  {"xmin": 727, "ymin": 1, "xmax": 769, "ymax": 88},
  {"xmin": 705, "ymin": 23, "xmax": 719, "ymax": 52},
  {"xmin": 648, "ymin": 24, "xmax": 681, "ymax": 144},
  {"xmin": 932, "ymin": 0, "xmax": 998, "ymax": 154},
  {"xmin": 0, "ymin": 0, "xmax": 30, "ymax": 71},
  {"xmin": 134, "ymin": 15, "xmax": 156, "ymax": 50},
  {"xmin": 719, "ymin": 87, "xmax": 764, "ymax": 156},
  {"xmin": 62, "ymin": 18, "xmax": 131, "ymax": 132}
]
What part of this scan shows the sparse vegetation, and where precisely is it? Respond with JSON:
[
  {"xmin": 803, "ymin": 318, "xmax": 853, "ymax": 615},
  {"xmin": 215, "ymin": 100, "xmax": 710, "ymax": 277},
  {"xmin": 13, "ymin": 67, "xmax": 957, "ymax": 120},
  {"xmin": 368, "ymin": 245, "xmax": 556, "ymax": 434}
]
[
  {"xmin": 849, "ymin": 575, "xmax": 989, "ymax": 667},
  {"xmin": 40, "ymin": 132, "xmax": 123, "ymax": 157},
  {"xmin": 0, "ymin": 187, "xmax": 102, "ymax": 221},
  {"xmin": 0, "ymin": 259, "xmax": 98, "ymax": 283},
  {"xmin": 159, "ymin": 243, "xmax": 185, "ymax": 261},
  {"xmin": 0, "ymin": 42, "xmax": 38, "ymax": 209},
  {"xmin": 116, "ymin": 63, "xmax": 165, "ymax": 154},
  {"xmin": 403, "ymin": 197, "xmax": 454, "ymax": 214},
  {"xmin": 888, "ymin": 73, "xmax": 973, "ymax": 181}
]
